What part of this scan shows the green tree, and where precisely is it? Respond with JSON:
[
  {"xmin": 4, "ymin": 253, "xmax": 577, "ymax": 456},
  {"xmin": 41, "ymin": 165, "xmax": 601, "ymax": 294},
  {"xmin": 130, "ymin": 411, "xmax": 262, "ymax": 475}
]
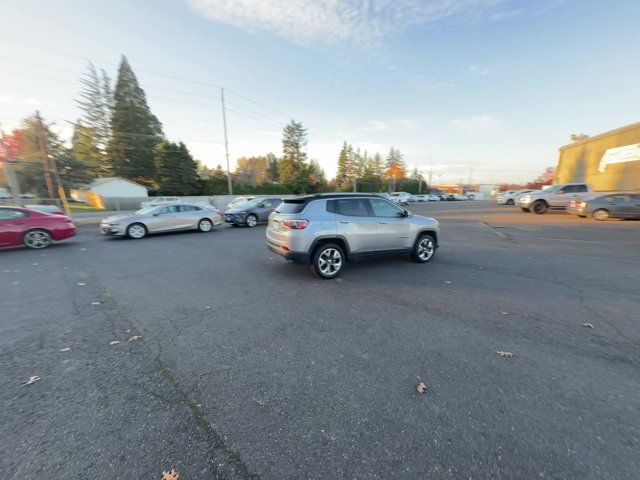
[
  {"xmin": 73, "ymin": 62, "xmax": 113, "ymax": 176},
  {"xmin": 385, "ymin": 147, "xmax": 406, "ymax": 179},
  {"xmin": 235, "ymin": 155, "xmax": 269, "ymax": 184},
  {"xmin": 266, "ymin": 153, "xmax": 280, "ymax": 182},
  {"xmin": 107, "ymin": 56, "xmax": 164, "ymax": 187},
  {"xmin": 279, "ymin": 120, "xmax": 308, "ymax": 184},
  {"xmin": 155, "ymin": 142, "xmax": 199, "ymax": 195},
  {"xmin": 336, "ymin": 141, "xmax": 351, "ymax": 185}
]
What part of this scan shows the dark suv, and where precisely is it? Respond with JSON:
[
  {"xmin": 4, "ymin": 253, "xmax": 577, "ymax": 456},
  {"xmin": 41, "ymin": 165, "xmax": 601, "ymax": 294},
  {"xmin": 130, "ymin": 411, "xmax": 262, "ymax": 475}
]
[{"xmin": 266, "ymin": 193, "xmax": 440, "ymax": 279}]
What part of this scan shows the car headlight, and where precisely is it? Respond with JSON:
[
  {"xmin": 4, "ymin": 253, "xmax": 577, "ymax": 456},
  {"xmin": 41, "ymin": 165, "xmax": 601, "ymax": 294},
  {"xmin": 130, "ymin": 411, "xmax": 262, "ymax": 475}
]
[{"xmin": 520, "ymin": 195, "xmax": 531, "ymax": 203}]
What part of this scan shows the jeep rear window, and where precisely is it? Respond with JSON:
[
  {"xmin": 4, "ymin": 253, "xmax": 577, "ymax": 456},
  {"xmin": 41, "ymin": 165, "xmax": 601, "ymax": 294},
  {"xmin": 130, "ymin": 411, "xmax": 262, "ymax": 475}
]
[{"xmin": 276, "ymin": 200, "xmax": 305, "ymax": 214}]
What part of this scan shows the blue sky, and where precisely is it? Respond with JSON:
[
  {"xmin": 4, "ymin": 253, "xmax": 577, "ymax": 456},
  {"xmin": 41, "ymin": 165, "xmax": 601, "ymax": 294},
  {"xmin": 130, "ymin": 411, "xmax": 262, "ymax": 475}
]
[{"xmin": 1, "ymin": 0, "xmax": 639, "ymax": 183}]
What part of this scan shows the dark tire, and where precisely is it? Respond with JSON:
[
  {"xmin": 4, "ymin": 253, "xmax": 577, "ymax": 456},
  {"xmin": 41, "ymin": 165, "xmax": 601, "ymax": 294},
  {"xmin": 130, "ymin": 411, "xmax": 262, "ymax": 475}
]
[
  {"xmin": 532, "ymin": 201, "xmax": 548, "ymax": 214},
  {"xmin": 245, "ymin": 214, "xmax": 258, "ymax": 227},
  {"xmin": 126, "ymin": 222, "xmax": 147, "ymax": 239},
  {"xmin": 411, "ymin": 233, "xmax": 436, "ymax": 263},
  {"xmin": 311, "ymin": 243, "xmax": 345, "ymax": 279},
  {"xmin": 23, "ymin": 229, "xmax": 52, "ymax": 249},
  {"xmin": 506, "ymin": 199, "xmax": 515, "ymax": 205},
  {"xmin": 521, "ymin": 208, "xmax": 530, "ymax": 213},
  {"xmin": 593, "ymin": 209, "xmax": 609, "ymax": 221},
  {"xmin": 198, "ymin": 218, "xmax": 213, "ymax": 232},
  {"xmin": 231, "ymin": 224, "xmax": 239, "ymax": 227}
]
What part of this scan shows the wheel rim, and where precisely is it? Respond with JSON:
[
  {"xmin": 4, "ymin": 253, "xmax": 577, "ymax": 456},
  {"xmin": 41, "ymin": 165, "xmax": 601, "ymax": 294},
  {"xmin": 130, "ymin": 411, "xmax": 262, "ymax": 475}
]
[
  {"xmin": 418, "ymin": 238, "xmax": 434, "ymax": 260},
  {"xmin": 318, "ymin": 248, "xmax": 342, "ymax": 276},
  {"xmin": 534, "ymin": 203, "xmax": 544, "ymax": 213},
  {"xmin": 247, "ymin": 215, "xmax": 257, "ymax": 227},
  {"xmin": 594, "ymin": 210, "xmax": 608, "ymax": 221},
  {"xmin": 25, "ymin": 231, "xmax": 51, "ymax": 249},
  {"xmin": 129, "ymin": 224, "xmax": 146, "ymax": 238},
  {"xmin": 200, "ymin": 220, "xmax": 212, "ymax": 231}
]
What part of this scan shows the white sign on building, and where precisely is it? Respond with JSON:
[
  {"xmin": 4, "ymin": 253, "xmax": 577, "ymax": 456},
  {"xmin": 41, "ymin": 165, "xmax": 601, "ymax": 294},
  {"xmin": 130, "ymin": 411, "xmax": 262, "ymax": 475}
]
[{"xmin": 599, "ymin": 143, "xmax": 640, "ymax": 172}]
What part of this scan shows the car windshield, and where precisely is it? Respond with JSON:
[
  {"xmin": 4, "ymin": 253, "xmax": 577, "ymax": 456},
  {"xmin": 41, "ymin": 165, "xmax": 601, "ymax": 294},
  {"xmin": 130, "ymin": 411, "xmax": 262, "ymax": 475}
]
[{"xmin": 135, "ymin": 206, "xmax": 158, "ymax": 215}]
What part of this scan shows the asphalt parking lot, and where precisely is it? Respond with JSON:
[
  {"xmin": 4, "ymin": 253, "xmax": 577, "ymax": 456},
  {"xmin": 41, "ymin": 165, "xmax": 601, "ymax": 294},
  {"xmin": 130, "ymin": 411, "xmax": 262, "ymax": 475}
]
[{"xmin": 1, "ymin": 201, "xmax": 639, "ymax": 479}]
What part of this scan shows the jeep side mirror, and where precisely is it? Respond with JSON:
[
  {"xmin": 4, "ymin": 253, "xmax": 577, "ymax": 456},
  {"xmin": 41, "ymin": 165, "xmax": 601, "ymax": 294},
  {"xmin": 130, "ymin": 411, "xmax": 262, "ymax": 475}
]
[{"xmin": 402, "ymin": 210, "xmax": 409, "ymax": 217}]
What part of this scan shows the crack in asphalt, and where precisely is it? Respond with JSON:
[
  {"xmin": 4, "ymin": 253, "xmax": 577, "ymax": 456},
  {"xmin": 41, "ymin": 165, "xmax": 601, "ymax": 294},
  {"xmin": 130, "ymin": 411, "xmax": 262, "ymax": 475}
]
[{"xmin": 71, "ymin": 249, "xmax": 260, "ymax": 480}]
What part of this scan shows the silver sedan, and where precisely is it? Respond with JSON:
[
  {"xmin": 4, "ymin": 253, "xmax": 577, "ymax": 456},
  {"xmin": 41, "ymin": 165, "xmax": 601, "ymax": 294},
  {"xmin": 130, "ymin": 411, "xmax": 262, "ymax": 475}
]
[{"xmin": 100, "ymin": 203, "xmax": 223, "ymax": 239}]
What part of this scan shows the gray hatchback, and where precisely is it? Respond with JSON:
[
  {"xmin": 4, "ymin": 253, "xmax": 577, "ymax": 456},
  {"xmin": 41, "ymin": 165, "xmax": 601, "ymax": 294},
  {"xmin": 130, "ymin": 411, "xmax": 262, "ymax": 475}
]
[{"xmin": 266, "ymin": 193, "xmax": 440, "ymax": 279}]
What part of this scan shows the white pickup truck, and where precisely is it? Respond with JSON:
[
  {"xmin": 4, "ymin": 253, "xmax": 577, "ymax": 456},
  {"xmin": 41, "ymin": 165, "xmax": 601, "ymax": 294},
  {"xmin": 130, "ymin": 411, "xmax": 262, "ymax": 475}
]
[{"xmin": 518, "ymin": 183, "xmax": 593, "ymax": 214}]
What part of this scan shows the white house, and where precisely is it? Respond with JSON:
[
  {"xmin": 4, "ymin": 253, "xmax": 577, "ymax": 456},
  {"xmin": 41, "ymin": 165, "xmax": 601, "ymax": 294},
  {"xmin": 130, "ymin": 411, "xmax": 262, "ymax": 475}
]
[{"xmin": 85, "ymin": 177, "xmax": 148, "ymax": 198}]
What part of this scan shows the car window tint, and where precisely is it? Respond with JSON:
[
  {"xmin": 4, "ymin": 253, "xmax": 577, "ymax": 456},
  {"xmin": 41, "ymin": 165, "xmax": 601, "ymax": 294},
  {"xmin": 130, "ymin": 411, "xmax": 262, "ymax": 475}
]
[
  {"xmin": 369, "ymin": 198, "xmax": 403, "ymax": 217},
  {"xmin": 179, "ymin": 205, "xmax": 197, "ymax": 212},
  {"xmin": 0, "ymin": 209, "xmax": 28, "ymax": 220},
  {"xmin": 336, "ymin": 198, "xmax": 370, "ymax": 216},
  {"xmin": 610, "ymin": 195, "xmax": 627, "ymax": 202},
  {"xmin": 276, "ymin": 201, "xmax": 305, "ymax": 214},
  {"xmin": 574, "ymin": 185, "xmax": 588, "ymax": 193}
]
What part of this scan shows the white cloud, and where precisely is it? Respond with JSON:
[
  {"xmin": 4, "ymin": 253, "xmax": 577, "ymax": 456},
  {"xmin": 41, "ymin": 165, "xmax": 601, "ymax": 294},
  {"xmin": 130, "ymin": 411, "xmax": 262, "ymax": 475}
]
[
  {"xmin": 185, "ymin": 0, "xmax": 552, "ymax": 46},
  {"xmin": 451, "ymin": 114, "xmax": 502, "ymax": 132}
]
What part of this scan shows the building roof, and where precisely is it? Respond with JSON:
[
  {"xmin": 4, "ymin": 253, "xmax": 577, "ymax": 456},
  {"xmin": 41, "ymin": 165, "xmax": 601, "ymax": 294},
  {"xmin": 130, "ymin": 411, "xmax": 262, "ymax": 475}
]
[{"xmin": 85, "ymin": 177, "xmax": 147, "ymax": 190}]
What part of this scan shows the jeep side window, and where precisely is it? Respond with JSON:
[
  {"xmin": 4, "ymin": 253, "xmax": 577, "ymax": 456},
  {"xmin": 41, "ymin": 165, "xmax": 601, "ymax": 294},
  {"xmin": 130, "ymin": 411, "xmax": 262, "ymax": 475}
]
[
  {"xmin": 335, "ymin": 198, "xmax": 371, "ymax": 216},
  {"xmin": 573, "ymin": 185, "xmax": 588, "ymax": 193},
  {"xmin": 369, "ymin": 198, "xmax": 404, "ymax": 217}
]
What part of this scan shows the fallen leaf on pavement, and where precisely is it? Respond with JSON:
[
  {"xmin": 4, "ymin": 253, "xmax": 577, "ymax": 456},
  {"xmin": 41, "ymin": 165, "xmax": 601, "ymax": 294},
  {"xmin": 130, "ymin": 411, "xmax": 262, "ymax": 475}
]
[
  {"xmin": 204, "ymin": 306, "xmax": 212, "ymax": 310},
  {"xmin": 59, "ymin": 347, "xmax": 71, "ymax": 353},
  {"xmin": 125, "ymin": 329, "xmax": 131, "ymax": 334},
  {"xmin": 12, "ymin": 282, "xmax": 20, "ymax": 285},
  {"xmin": 581, "ymin": 323, "xmax": 594, "ymax": 329},
  {"xmin": 161, "ymin": 468, "xmax": 180, "ymax": 480},
  {"xmin": 416, "ymin": 382, "xmax": 427, "ymax": 395},
  {"xmin": 499, "ymin": 311, "xmax": 510, "ymax": 315},
  {"xmin": 32, "ymin": 263, "xmax": 39, "ymax": 266},
  {"xmin": 77, "ymin": 282, "xmax": 86, "ymax": 286},
  {"xmin": 129, "ymin": 335, "xmax": 142, "ymax": 342},
  {"xmin": 444, "ymin": 281, "xmax": 452, "ymax": 285},
  {"xmin": 109, "ymin": 340, "xmax": 120, "ymax": 346},
  {"xmin": 80, "ymin": 248, "xmax": 87, "ymax": 251},
  {"xmin": 24, "ymin": 376, "xmax": 40, "ymax": 385},
  {"xmin": 91, "ymin": 301, "xmax": 101, "ymax": 305},
  {"xmin": 497, "ymin": 351, "xmax": 514, "ymax": 358}
]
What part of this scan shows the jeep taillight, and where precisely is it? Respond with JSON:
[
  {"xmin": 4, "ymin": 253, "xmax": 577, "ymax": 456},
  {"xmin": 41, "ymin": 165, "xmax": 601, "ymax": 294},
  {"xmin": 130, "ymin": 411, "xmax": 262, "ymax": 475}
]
[{"xmin": 282, "ymin": 219, "xmax": 309, "ymax": 230}]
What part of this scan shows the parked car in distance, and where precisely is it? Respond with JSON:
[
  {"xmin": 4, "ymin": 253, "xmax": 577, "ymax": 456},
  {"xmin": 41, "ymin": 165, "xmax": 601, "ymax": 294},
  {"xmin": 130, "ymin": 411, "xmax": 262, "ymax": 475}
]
[
  {"xmin": 389, "ymin": 192, "xmax": 411, "ymax": 205},
  {"xmin": 140, "ymin": 196, "xmax": 182, "ymax": 208},
  {"xmin": 227, "ymin": 196, "xmax": 256, "ymax": 209},
  {"xmin": 0, "ymin": 206, "xmax": 76, "ymax": 249},
  {"xmin": 225, "ymin": 197, "xmax": 282, "ymax": 227},
  {"xmin": 518, "ymin": 183, "xmax": 593, "ymax": 214},
  {"xmin": 412, "ymin": 194, "xmax": 428, "ymax": 202},
  {"xmin": 567, "ymin": 193, "xmax": 640, "ymax": 220},
  {"xmin": 100, "ymin": 202, "xmax": 223, "ymax": 239},
  {"xmin": 496, "ymin": 190, "xmax": 517, "ymax": 205},
  {"xmin": 453, "ymin": 194, "xmax": 469, "ymax": 201},
  {"xmin": 266, "ymin": 193, "xmax": 439, "ymax": 279},
  {"xmin": 427, "ymin": 194, "xmax": 441, "ymax": 201},
  {"xmin": 24, "ymin": 204, "xmax": 65, "ymax": 215}
]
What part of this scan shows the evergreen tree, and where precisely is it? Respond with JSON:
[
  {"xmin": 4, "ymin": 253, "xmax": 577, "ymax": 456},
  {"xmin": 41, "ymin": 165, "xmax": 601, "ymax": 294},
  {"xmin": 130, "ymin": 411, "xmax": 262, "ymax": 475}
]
[
  {"xmin": 279, "ymin": 120, "xmax": 308, "ymax": 184},
  {"xmin": 336, "ymin": 141, "xmax": 351, "ymax": 185},
  {"xmin": 385, "ymin": 147, "xmax": 406, "ymax": 178},
  {"xmin": 266, "ymin": 153, "xmax": 280, "ymax": 182},
  {"xmin": 371, "ymin": 152, "xmax": 384, "ymax": 179},
  {"xmin": 73, "ymin": 62, "xmax": 113, "ymax": 175},
  {"xmin": 107, "ymin": 56, "xmax": 163, "ymax": 186},
  {"xmin": 155, "ymin": 141, "xmax": 199, "ymax": 195}
]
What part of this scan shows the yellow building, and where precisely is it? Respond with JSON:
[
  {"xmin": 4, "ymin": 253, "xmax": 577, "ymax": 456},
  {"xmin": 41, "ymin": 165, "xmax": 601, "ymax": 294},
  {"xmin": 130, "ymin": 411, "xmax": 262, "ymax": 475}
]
[{"xmin": 555, "ymin": 122, "xmax": 640, "ymax": 191}]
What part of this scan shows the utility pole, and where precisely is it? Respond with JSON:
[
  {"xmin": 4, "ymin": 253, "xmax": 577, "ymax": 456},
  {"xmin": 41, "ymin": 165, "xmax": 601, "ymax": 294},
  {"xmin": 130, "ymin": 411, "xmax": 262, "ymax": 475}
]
[
  {"xmin": 220, "ymin": 87, "xmax": 233, "ymax": 196},
  {"xmin": 35, "ymin": 112, "xmax": 55, "ymax": 200},
  {"xmin": 427, "ymin": 162, "xmax": 433, "ymax": 193},
  {"xmin": 35, "ymin": 112, "xmax": 70, "ymax": 215}
]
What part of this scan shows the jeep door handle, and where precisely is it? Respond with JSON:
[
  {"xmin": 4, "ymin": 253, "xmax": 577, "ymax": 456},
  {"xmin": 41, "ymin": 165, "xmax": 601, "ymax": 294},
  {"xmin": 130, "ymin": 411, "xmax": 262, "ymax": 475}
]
[{"xmin": 339, "ymin": 221, "xmax": 350, "ymax": 224}]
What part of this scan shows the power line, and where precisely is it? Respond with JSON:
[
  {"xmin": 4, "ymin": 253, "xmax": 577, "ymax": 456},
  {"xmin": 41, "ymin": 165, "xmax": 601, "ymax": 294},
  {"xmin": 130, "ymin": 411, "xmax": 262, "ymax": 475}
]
[{"xmin": 0, "ymin": 37, "xmax": 341, "ymax": 138}]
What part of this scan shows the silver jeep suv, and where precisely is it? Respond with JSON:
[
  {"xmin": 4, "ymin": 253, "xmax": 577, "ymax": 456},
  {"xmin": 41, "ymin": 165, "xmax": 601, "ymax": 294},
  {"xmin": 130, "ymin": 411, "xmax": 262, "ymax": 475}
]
[{"xmin": 266, "ymin": 193, "xmax": 440, "ymax": 279}]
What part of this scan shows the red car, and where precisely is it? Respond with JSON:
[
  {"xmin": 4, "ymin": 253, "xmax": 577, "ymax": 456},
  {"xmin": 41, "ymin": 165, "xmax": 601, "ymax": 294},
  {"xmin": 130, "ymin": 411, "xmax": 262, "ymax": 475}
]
[{"xmin": 0, "ymin": 206, "xmax": 76, "ymax": 249}]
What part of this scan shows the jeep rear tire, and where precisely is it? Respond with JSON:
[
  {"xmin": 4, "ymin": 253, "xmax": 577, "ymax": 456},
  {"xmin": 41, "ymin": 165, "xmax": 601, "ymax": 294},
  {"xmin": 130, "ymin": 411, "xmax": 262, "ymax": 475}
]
[{"xmin": 311, "ymin": 243, "xmax": 345, "ymax": 279}]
